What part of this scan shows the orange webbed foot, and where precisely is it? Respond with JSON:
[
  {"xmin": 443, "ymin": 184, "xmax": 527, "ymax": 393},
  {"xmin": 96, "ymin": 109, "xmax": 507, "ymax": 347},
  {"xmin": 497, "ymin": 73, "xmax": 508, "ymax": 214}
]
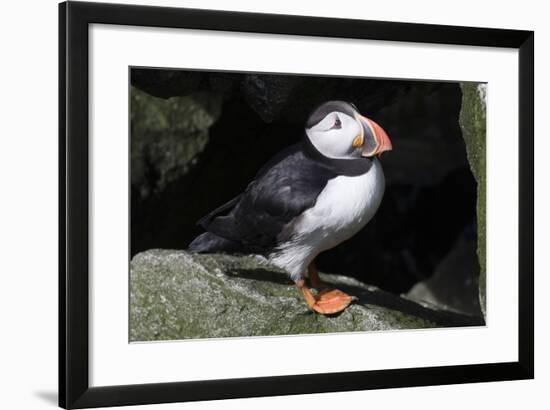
[
  {"xmin": 295, "ymin": 279, "xmax": 354, "ymax": 315},
  {"xmin": 313, "ymin": 288, "xmax": 354, "ymax": 314}
]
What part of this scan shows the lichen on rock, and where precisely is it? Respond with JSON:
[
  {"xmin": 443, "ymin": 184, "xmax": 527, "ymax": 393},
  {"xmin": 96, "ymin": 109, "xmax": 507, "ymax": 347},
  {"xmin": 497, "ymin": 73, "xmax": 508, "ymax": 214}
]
[
  {"xmin": 459, "ymin": 83, "xmax": 487, "ymax": 317},
  {"xmin": 130, "ymin": 250, "xmax": 483, "ymax": 341}
]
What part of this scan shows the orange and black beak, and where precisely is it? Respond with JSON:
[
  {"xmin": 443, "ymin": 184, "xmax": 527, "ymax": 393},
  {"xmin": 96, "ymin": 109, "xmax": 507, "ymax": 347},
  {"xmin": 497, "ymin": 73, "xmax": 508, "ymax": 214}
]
[{"xmin": 352, "ymin": 114, "xmax": 393, "ymax": 157}]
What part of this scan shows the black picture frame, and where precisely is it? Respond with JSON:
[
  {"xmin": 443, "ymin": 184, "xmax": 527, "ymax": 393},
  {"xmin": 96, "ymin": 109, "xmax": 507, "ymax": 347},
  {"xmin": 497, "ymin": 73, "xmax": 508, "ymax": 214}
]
[{"xmin": 59, "ymin": 1, "xmax": 534, "ymax": 408}]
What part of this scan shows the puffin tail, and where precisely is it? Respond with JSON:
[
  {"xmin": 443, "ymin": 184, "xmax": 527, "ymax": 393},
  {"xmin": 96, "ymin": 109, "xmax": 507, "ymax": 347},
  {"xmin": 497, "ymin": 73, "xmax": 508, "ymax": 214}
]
[{"xmin": 188, "ymin": 232, "xmax": 244, "ymax": 254}]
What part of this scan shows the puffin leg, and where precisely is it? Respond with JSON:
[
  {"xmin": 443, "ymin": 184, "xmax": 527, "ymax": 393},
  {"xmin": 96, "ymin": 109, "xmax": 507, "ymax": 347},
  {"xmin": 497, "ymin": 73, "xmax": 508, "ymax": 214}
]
[
  {"xmin": 295, "ymin": 278, "xmax": 353, "ymax": 315},
  {"xmin": 307, "ymin": 262, "xmax": 329, "ymax": 290}
]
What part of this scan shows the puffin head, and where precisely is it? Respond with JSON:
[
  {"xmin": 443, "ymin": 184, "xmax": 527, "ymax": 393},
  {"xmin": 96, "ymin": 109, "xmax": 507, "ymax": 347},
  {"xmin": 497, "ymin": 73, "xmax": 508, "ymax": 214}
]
[{"xmin": 305, "ymin": 101, "xmax": 392, "ymax": 159}]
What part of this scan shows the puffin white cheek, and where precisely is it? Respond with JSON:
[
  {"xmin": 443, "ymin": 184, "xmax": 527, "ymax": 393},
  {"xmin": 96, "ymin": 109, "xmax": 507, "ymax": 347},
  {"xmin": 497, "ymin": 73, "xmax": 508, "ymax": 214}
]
[
  {"xmin": 324, "ymin": 129, "xmax": 359, "ymax": 158},
  {"xmin": 348, "ymin": 120, "xmax": 362, "ymax": 143},
  {"xmin": 306, "ymin": 130, "xmax": 340, "ymax": 158},
  {"xmin": 339, "ymin": 118, "xmax": 362, "ymax": 151}
]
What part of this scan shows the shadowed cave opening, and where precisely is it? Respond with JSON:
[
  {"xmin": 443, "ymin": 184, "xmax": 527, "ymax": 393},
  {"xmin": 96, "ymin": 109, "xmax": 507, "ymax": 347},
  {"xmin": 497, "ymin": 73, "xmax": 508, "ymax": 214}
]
[{"xmin": 130, "ymin": 68, "xmax": 481, "ymax": 317}]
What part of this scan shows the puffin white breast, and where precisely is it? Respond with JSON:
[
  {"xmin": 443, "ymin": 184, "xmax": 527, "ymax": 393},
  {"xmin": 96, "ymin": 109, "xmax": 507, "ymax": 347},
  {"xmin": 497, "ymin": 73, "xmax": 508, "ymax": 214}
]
[{"xmin": 270, "ymin": 158, "xmax": 385, "ymax": 280}]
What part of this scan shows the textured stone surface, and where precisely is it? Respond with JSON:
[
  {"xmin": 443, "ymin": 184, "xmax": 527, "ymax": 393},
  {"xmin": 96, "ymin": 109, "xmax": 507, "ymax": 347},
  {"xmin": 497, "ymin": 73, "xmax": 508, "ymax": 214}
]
[
  {"xmin": 459, "ymin": 83, "xmax": 487, "ymax": 317},
  {"xmin": 131, "ymin": 87, "xmax": 222, "ymax": 198},
  {"xmin": 130, "ymin": 250, "xmax": 483, "ymax": 341}
]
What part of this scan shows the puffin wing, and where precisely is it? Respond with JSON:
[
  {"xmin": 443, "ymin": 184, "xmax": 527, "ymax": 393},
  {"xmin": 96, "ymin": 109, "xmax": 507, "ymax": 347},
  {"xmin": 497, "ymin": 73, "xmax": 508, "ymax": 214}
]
[
  {"xmin": 203, "ymin": 145, "xmax": 337, "ymax": 251},
  {"xmin": 196, "ymin": 194, "xmax": 242, "ymax": 229}
]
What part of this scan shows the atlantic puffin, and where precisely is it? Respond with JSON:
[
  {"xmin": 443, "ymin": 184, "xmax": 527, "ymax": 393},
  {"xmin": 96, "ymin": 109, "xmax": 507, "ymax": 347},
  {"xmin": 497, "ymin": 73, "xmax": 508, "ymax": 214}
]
[{"xmin": 189, "ymin": 101, "xmax": 392, "ymax": 314}]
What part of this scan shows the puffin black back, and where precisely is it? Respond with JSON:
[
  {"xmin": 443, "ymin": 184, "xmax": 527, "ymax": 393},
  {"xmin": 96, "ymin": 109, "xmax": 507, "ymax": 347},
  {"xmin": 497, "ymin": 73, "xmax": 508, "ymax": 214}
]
[{"xmin": 129, "ymin": 67, "xmax": 486, "ymax": 340}]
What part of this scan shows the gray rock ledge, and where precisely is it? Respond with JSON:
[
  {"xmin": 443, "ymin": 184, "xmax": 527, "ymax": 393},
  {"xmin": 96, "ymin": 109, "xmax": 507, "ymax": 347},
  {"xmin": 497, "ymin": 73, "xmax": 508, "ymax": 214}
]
[{"xmin": 130, "ymin": 249, "xmax": 484, "ymax": 341}]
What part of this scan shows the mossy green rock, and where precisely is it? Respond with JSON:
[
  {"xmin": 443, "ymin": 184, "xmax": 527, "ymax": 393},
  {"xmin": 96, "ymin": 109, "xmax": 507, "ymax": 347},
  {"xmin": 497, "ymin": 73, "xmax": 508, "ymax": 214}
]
[
  {"xmin": 130, "ymin": 86, "xmax": 222, "ymax": 198},
  {"xmin": 459, "ymin": 83, "xmax": 487, "ymax": 317},
  {"xmin": 130, "ymin": 250, "xmax": 482, "ymax": 341}
]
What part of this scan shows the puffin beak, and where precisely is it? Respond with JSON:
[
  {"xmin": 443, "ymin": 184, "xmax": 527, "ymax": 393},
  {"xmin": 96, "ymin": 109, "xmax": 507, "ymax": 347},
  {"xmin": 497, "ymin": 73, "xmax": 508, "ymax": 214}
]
[{"xmin": 354, "ymin": 114, "xmax": 393, "ymax": 157}]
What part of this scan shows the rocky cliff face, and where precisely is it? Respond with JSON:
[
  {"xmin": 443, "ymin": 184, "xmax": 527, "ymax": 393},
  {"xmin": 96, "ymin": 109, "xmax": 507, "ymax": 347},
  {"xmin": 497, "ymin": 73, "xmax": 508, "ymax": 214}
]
[
  {"xmin": 130, "ymin": 69, "xmax": 482, "ymax": 312},
  {"xmin": 459, "ymin": 83, "xmax": 487, "ymax": 317},
  {"xmin": 130, "ymin": 250, "xmax": 483, "ymax": 341}
]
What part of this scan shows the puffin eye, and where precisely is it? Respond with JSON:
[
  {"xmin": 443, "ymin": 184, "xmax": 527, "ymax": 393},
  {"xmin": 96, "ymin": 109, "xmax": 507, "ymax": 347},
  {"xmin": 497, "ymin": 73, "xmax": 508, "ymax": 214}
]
[{"xmin": 331, "ymin": 117, "xmax": 342, "ymax": 130}]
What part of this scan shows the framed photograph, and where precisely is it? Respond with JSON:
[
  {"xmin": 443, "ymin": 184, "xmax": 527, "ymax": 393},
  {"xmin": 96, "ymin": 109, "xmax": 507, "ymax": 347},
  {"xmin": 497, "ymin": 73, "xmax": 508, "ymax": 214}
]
[{"xmin": 59, "ymin": 1, "xmax": 534, "ymax": 408}]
